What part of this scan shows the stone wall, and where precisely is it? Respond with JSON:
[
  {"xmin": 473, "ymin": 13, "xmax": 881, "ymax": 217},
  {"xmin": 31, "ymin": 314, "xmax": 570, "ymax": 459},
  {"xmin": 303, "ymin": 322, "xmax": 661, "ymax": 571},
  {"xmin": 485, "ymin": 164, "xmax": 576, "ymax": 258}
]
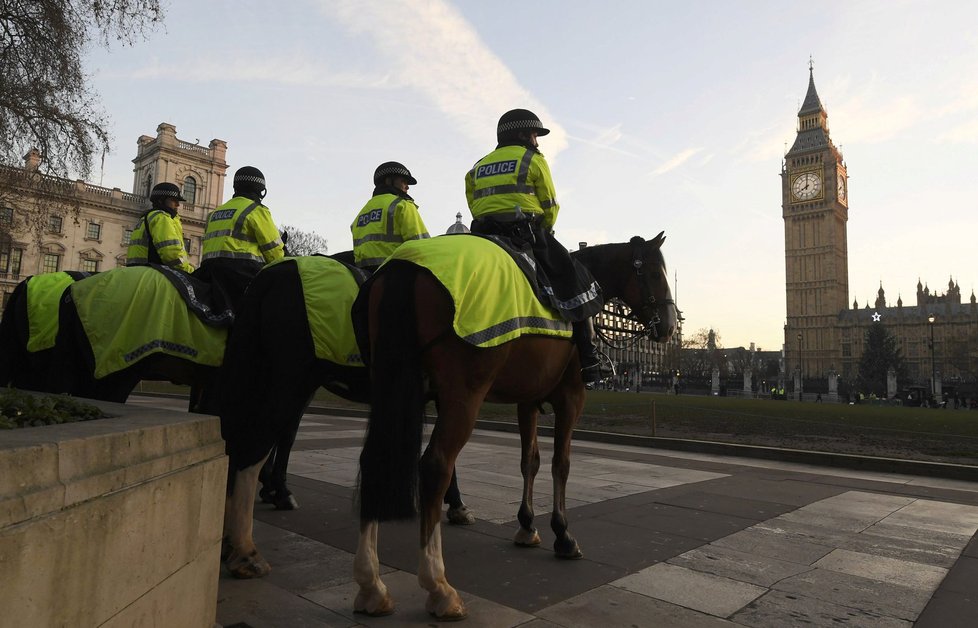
[{"xmin": 0, "ymin": 398, "xmax": 226, "ymax": 627}]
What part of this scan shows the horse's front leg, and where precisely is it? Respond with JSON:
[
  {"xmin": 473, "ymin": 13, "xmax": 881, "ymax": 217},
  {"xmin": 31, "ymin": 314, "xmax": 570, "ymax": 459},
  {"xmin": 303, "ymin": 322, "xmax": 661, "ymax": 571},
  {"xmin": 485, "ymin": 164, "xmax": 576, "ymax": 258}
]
[
  {"xmin": 223, "ymin": 456, "xmax": 273, "ymax": 578},
  {"xmin": 418, "ymin": 444, "xmax": 466, "ymax": 620},
  {"xmin": 550, "ymin": 384, "xmax": 586, "ymax": 559},
  {"xmin": 514, "ymin": 401, "xmax": 542, "ymax": 547},
  {"xmin": 353, "ymin": 520, "xmax": 394, "ymax": 616}
]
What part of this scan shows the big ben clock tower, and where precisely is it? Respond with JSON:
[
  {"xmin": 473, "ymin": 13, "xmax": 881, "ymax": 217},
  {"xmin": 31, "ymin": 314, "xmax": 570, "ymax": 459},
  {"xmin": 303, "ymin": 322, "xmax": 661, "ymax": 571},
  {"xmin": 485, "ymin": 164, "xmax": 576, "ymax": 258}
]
[{"xmin": 782, "ymin": 63, "xmax": 849, "ymax": 380}]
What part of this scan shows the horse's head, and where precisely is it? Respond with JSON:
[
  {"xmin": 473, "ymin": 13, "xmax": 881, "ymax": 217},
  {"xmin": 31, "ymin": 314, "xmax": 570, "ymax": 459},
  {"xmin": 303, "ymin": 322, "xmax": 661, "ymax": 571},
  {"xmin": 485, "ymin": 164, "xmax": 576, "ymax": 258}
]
[{"xmin": 622, "ymin": 232, "xmax": 677, "ymax": 342}]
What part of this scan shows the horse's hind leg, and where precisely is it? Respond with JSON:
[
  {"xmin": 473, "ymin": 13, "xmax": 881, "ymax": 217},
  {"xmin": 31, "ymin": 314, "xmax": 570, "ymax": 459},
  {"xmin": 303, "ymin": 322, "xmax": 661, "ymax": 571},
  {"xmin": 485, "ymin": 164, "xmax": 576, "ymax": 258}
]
[
  {"xmin": 353, "ymin": 520, "xmax": 395, "ymax": 616},
  {"xmin": 514, "ymin": 401, "xmax": 542, "ymax": 547},
  {"xmin": 223, "ymin": 456, "xmax": 272, "ymax": 578},
  {"xmin": 416, "ymin": 397, "xmax": 479, "ymax": 619},
  {"xmin": 549, "ymin": 379, "xmax": 586, "ymax": 559}
]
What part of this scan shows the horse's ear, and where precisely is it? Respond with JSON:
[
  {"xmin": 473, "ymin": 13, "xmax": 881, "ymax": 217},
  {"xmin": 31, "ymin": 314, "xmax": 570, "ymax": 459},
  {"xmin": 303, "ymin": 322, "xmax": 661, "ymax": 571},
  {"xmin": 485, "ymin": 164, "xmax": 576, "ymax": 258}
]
[{"xmin": 650, "ymin": 231, "xmax": 665, "ymax": 247}]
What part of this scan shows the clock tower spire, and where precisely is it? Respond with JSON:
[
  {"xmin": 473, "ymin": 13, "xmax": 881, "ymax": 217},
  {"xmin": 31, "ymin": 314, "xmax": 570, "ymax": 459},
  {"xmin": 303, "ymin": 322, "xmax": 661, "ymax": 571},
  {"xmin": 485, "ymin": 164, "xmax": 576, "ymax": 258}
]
[{"xmin": 782, "ymin": 63, "xmax": 849, "ymax": 382}]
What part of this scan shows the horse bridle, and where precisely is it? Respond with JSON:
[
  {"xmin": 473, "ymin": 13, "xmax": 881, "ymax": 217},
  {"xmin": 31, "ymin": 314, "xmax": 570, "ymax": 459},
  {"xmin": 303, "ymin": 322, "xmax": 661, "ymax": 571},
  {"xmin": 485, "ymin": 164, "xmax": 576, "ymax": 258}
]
[{"xmin": 629, "ymin": 240, "xmax": 674, "ymax": 340}]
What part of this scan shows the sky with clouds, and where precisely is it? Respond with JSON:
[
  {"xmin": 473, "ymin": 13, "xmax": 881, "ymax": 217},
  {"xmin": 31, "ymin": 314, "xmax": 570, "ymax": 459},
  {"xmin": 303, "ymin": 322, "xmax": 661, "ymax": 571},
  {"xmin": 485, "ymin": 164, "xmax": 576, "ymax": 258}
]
[{"xmin": 83, "ymin": 0, "xmax": 978, "ymax": 352}]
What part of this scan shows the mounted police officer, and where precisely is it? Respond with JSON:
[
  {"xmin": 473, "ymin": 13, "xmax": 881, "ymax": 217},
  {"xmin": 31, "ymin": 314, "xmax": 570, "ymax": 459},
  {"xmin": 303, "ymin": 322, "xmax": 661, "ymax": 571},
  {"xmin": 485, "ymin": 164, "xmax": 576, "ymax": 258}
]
[
  {"xmin": 195, "ymin": 166, "xmax": 285, "ymax": 314},
  {"xmin": 351, "ymin": 162, "xmax": 430, "ymax": 271},
  {"xmin": 465, "ymin": 109, "xmax": 604, "ymax": 382},
  {"xmin": 127, "ymin": 182, "xmax": 194, "ymax": 273}
]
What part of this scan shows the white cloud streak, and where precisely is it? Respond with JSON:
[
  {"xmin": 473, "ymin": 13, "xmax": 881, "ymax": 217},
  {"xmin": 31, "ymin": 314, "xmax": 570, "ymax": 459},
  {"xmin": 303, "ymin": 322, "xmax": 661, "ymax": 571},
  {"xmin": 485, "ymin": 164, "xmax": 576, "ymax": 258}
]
[
  {"xmin": 324, "ymin": 0, "xmax": 568, "ymax": 157},
  {"xmin": 651, "ymin": 147, "xmax": 703, "ymax": 175}
]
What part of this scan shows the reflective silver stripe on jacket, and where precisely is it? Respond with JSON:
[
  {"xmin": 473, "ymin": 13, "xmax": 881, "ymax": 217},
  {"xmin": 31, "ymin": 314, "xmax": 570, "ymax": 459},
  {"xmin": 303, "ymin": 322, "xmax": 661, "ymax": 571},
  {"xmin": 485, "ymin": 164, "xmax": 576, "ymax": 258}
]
[
  {"xmin": 463, "ymin": 316, "xmax": 571, "ymax": 346},
  {"xmin": 155, "ymin": 239, "xmax": 181, "ymax": 248},
  {"xmin": 356, "ymin": 256, "xmax": 387, "ymax": 268},
  {"xmin": 352, "ymin": 197, "xmax": 431, "ymax": 248},
  {"xmin": 200, "ymin": 250, "xmax": 265, "ymax": 264},
  {"xmin": 472, "ymin": 149, "xmax": 537, "ymax": 200}
]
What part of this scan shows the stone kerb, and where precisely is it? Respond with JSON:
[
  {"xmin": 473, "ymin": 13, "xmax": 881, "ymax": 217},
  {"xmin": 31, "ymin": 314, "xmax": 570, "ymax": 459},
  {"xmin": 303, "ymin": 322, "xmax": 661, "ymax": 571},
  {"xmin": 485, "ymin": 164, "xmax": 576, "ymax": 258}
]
[{"xmin": 0, "ymin": 396, "xmax": 227, "ymax": 628}]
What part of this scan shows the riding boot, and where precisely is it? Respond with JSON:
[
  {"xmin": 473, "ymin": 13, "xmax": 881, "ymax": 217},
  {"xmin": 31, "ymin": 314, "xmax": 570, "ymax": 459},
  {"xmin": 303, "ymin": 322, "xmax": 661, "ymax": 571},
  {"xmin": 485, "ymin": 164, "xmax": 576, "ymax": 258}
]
[{"xmin": 573, "ymin": 319, "xmax": 602, "ymax": 383}]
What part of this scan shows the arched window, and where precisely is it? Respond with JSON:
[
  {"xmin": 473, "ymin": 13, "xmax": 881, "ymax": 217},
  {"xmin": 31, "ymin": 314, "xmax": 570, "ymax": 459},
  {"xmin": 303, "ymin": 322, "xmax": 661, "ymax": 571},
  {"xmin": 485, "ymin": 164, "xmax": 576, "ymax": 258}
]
[
  {"xmin": 183, "ymin": 176, "xmax": 197, "ymax": 205},
  {"xmin": 145, "ymin": 173, "xmax": 153, "ymax": 198}
]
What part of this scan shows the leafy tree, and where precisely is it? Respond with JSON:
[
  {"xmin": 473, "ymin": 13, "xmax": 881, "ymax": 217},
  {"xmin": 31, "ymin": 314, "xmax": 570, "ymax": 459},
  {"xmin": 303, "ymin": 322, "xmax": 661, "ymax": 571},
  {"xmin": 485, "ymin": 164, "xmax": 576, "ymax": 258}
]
[
  {"xmin": 857, "ymin": 322, "xmax": 907, "ymax": 396},
  {"xmin": 1, "ymin": 0, "xmax": 164, "ymax": 179},
  {"xmin": 1, "ymin": 1, "xmax": 164, "ymax": 253},
  {"xmin": 281, "ymin": 225, "xmax": 329, "ymax": 256}
]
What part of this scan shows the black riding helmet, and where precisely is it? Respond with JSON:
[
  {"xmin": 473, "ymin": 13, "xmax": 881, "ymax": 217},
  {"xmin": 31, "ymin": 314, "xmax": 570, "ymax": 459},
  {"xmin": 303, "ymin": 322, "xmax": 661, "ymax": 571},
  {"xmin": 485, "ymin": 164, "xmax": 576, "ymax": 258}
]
[
  {"xmin": 149, "ymin": 182, "xmax": 185, "ymax": 208},
  {"xmin": 373, "ymin": 161, "xmax": 417, "ymax": 186},
  {"xmin": 496, "ymin": 109, "xmax": 550, "ymax": 144},
  {"xmin": 233, "ymin": 166, "xmax": 266, "ymax": 196}
]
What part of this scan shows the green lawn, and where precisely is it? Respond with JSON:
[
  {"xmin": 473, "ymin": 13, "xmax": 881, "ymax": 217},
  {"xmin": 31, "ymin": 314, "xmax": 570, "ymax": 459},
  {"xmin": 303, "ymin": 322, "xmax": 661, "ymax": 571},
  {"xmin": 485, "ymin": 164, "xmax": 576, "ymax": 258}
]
[{"xmin": 136, "ymin": 383, "xmax": 978, "ymax": 463}]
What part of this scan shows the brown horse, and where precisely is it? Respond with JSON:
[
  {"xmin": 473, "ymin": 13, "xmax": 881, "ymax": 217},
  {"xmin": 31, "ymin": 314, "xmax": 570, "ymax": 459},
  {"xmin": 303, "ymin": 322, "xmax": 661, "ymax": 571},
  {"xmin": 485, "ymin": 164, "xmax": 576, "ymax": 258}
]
[{"xmin": 353, "ymin": 233, "xmax": 676, "ymax": 620}]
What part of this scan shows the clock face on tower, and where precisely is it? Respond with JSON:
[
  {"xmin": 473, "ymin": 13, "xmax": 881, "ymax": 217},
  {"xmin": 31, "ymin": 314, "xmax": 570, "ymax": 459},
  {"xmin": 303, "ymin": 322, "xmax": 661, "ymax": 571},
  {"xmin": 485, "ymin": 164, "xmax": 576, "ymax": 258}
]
[
  {"xmin": 837, "ymin": 174, "xmax": 847, "ymax": 203},
  {"xmin": 791, "ymin": 171, "xmax": 822, "ymax": 201}
]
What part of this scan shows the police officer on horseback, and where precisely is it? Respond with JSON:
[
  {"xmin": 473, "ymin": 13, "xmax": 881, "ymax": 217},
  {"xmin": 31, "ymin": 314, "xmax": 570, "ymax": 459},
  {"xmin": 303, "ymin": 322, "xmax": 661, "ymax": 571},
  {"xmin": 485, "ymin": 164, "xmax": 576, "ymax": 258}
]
[
  {"xmin": 127, "ymin": 182, "xmax": 194, "ymax": 273},
  {"xmin": 466, "ymin": 109, "xmax": 604, "ymax": 382},
  {"xmin": 195, "ymin": 166, "xmax": 285, "ymax": 313},
  {"xmin": 351, "ymin": 162, "xmax": 430, "ymax": 271}
]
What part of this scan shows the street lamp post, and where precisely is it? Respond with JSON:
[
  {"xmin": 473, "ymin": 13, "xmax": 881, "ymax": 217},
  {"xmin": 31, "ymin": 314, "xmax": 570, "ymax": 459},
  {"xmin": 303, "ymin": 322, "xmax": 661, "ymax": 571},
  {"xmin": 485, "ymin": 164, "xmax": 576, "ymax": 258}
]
[
  {"xmin": 928, "ymin": 314, "xmax": 936, "ymax": 402},
  {"xmin": 796, "ymin": 332, "xmax": 803, "ymax": 401}
]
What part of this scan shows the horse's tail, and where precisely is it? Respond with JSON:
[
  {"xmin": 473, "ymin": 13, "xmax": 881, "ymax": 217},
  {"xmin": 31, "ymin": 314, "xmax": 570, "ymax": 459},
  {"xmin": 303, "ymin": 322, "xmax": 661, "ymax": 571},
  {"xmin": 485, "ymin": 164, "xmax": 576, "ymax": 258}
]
[{"xmin": 357, "ymin": 262, "xmax": 425, "ymax": 522}]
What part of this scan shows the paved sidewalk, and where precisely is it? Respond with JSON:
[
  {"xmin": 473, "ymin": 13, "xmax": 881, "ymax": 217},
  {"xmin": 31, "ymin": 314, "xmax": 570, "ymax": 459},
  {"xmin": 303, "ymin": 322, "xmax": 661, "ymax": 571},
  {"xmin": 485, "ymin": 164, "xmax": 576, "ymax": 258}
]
[{"xmin": 210, "ymin": 411, "xmax": 978, "ymax": 627}]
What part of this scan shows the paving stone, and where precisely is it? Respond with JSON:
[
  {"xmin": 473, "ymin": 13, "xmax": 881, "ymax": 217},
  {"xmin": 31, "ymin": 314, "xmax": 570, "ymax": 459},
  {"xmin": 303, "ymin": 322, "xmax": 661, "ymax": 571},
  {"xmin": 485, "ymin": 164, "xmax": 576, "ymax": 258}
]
[
  {"xmin": 302, "ymin": 569, "xmax": 535, "ymax": 627},
  {"xmin": 731, "ymin": 589, "xmax": 912, "ymax": 628},
  {"xmin": 753, "ymin": 517, "xmax": 859, "ymax": 548},
  {"xmin": 881, "ymin": 499, "xmax": 978, "ymax": 536},
  {"xmin": 688, "ymin": 476, "xmax": 846, "ymax": 506},
  {"xmin": 216, "ymin": 576, "xmax": 354, "ymax": 628},
  {"xmin": 814, "ymin": 549, "xmax": 948, "ymax": 590},
  {"xmin": 914, "ymin": 589, "xmax": 978, "ymax": 628},
  {"xmin": 597, "ymin": 502, "xmax": 758, "ymax": 542},
  {"xmin": 841, "ymin": 529, "xmax": 964, "ymax": 568},
  {"xmin": 651, "ymin": 490, "xmax": 798, "ymax": 521},
  {"xmin": 612, "ymin": 562, "xmax": 766, "ymax": 617},
  {"xmin": 859, "ymin": 520, "xmax": 974, "ymax": 552},
  {"xmin": 927, "ymin": 555, "xmax": 978, "ymax": 595},
  {"xmin": 710, "ymin": 526, "xmax": 835, "ymax": 565},
  {"xmin": 774, "ymin": 567, "xmax": 933, "ymax": 621},
  {"xmin": 668, "ymin": 544, "xmax": 814, "ymax": 587},
  {"xmin": 537, "ymin": 583, "xmax": 737, "ymax": 627},
  {"xmin": 565, "ymin": 518, "xmax": 703, "ymax": 571}
]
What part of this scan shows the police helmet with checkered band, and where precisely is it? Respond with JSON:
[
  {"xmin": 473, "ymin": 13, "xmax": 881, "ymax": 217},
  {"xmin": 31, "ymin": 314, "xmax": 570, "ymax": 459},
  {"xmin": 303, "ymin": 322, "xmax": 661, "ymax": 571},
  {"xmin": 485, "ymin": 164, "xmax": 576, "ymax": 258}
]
[
  {"xmin": 373, "ymin": 162, "xmax": 417, "ymax": 186},
  {"xmin": 233, "ymin": 166, "xmax": 266, "ymax": 194},
  {"xmin": 149, "ymin": 182, "xmax": 185, "ymax": 207},
  {"xmin": 497, "ymin": 109, "xmax": 550, "ymax": 143}
]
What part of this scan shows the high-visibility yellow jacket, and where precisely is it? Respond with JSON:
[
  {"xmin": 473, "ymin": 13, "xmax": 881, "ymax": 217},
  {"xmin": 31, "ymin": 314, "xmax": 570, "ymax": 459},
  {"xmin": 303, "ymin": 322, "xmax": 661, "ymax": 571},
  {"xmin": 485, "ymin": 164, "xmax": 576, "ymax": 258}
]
[
  {"xmin": 201, "ymin": 196, "xmax": 284, "ymax": 266},
  {"xmin": 465, "ymin": 145, "xmax": 559, "ymax": 229},
  {"xmin": 127, "ymin": 210, "xmax": 194, "ymax": 273},
  {"xmin": 351, "ymin": 193, "xmax": 429, "ymax": 268}
]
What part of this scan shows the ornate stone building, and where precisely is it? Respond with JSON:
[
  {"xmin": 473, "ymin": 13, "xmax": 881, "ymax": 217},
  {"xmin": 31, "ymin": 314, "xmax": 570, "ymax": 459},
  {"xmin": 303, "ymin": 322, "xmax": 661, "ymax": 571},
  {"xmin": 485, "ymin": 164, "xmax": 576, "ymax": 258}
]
[
  {"xmin": 782, "ymin": 67, "xmax": 978, "ymax": 393},
  {"xmin": 0, "ymin": 123, "xmax": 227, "ymax": 306}
]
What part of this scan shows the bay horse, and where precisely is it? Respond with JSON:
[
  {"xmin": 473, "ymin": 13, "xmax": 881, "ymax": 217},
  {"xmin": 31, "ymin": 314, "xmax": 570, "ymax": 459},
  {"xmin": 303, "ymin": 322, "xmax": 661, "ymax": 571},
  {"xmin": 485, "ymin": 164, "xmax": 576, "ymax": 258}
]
[
  {"xmin": 353, "ymin": 232, "xmax": 676, "ymax": 620},
  {"xmin": 221, "ymin": 254, "xmax": 474, "ymax": 579}
]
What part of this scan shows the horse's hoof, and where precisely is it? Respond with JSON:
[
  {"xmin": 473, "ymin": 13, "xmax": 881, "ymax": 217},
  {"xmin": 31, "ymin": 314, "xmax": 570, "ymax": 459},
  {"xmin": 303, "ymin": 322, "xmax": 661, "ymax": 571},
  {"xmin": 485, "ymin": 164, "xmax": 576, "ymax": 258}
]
[
  {"xmin": 426, "ymin": 591, "xmax": 467, "ymax": 621},
  {"xmin": 354, "ymin": 589, "xmax": 395, "ymax": 616},
  {"xmin": 554, "ymin": 538, "xmax": 583, "ymax": 560},
  {"xmin": 274, "ymin": 492, "xmax": 299, "ymax": 511},
  {"xmin": 258, "ymin": 486, "xmax": 275, "ymax": 504},
  {"xmin": 225, "ymin": 549, "xmax": 272, "ymax": 578},
  {"xmin": 446, "ymin": 504, "xmax": 475, "ymax": 525},
  {"xmin": 514, "ymin": 527, "xmax": 541, "ymax": 547}
]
